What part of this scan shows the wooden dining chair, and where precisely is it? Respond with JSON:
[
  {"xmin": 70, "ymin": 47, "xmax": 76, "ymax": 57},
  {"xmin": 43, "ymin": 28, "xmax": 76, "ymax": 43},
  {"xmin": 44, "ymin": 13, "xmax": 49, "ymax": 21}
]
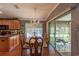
[
  {"xmin": 29, "ymin": 37, "xmax": 43, "ymax": 56},
  {"xmin": 20, "ymin": 35, "xmax": 30, "ymax": 56}
]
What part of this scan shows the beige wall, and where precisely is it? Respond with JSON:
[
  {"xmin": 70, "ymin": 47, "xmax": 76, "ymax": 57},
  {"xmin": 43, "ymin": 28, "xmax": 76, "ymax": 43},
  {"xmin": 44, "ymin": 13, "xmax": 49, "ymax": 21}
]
[{"xmin": 71, "ymin": 5, "xmax": 79, "ymax": 56}]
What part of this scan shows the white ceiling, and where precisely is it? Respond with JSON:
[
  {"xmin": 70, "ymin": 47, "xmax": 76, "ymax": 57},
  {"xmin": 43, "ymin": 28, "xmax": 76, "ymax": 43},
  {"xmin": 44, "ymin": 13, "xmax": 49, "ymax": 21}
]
[{"xmin": 0, "ymin": 3, "xmax": 58, "ymax": 21}]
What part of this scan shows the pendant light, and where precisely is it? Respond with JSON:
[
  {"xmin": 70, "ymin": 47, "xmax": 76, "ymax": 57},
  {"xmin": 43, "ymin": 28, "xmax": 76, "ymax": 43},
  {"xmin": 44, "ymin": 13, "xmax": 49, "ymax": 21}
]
[{"xmin": 30, "ymin": 7, "xmax": 39, "ymax": 27}]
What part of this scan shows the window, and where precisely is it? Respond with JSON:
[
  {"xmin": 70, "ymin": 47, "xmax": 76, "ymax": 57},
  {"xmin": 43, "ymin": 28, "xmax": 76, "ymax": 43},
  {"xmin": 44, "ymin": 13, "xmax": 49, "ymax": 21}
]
[{"xmin": 25, "ymin": 23, "xmax": 43, "ymax": 39}]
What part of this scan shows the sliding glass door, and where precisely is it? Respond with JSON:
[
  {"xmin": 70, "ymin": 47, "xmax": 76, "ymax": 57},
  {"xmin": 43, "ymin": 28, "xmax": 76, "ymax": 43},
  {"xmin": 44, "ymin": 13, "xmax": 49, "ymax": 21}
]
[
  {"xmin": 56, "ymin": 13, "xmax": 71, "ymax": 55},
  {"xmin": 49, "ymin": 12, "xmax": 71, "ymax": 56},
  {"xmin": 49, "ymin": 20, "xmax": 55, "ymax": 47}
]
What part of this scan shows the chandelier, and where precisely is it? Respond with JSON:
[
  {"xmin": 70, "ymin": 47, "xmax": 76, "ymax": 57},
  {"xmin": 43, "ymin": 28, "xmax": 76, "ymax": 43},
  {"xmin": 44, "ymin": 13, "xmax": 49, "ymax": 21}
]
[{"xmin": 30, "ymin": 8, "xmax": 39, "ymax": 27}]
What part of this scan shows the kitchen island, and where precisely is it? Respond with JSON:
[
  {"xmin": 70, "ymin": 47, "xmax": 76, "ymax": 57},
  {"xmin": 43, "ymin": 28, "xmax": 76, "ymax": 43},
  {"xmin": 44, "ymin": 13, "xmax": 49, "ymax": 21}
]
[
  {"xmin": 0, "ymin": 18, "xmax": 21, "ymax": 56},
  {"xmin": 0, "ymin": 34, "xmax": 21, "ymax": 56}
]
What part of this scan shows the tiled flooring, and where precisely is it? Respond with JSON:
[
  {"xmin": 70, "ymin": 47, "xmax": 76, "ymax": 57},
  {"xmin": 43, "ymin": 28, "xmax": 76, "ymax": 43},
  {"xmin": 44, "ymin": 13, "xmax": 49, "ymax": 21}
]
[{"xmin": 22, "ymin": 45, "xmax": 60, "ymax": 56}]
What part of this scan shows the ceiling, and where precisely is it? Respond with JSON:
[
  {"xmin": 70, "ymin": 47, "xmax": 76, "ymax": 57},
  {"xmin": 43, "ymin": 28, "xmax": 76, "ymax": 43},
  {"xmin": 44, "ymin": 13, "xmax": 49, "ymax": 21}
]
[{"xmin": 0, "ymin": 3, "xmax": 58, "ymax": 21}]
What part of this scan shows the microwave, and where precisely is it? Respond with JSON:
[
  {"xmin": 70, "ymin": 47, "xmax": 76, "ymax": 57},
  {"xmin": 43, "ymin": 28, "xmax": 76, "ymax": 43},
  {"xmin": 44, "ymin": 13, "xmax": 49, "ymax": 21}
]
[{"xmin": 0, "ymin": 25, "xmax": 9, "ymax": 30}]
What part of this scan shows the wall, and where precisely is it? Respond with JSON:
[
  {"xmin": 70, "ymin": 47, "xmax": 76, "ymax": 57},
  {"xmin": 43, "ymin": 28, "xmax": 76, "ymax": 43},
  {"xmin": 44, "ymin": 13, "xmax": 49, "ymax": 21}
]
[{"xmin": 71, "ymin": 5, "xmax": 79, "ymax": 56}]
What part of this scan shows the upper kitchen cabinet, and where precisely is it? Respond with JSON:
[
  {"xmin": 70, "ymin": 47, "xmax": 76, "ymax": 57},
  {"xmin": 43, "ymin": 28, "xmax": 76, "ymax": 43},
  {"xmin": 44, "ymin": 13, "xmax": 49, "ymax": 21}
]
[
  {"xmin": 9, "ymin": 20, "xmax": 21, "ymax": 30},
  {"xmin": 0, "ymin": 18, "xmax": 21, "ymax": 30}
]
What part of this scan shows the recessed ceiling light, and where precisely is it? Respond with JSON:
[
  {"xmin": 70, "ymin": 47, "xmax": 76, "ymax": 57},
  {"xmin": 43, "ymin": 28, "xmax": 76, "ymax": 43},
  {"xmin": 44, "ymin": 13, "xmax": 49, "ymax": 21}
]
[{"xmin": 0, "ymin": 11, "xmax": 3, "ymax": 14}]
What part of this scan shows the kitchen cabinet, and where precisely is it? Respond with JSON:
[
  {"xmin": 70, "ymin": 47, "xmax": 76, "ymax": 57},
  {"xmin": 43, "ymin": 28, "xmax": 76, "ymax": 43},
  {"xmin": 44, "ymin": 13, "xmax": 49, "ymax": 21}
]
[
  {"xmin": 0, "ymin": 35, "xmax": 21, "ymax": 56},
  {"xmin": 9, "ymin": 20, "xmax": 21, "ymax": 29},
  {"xmin": 0, "ymin": 18, "xmax": 21, "ymax": 29}
]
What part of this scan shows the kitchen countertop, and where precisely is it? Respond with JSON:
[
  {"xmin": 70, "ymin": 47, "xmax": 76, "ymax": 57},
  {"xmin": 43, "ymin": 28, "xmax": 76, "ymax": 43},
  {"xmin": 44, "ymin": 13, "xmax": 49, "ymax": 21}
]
[{"xmin": 0, "ymin": 34, "xmax": 19, "ymax": 37}]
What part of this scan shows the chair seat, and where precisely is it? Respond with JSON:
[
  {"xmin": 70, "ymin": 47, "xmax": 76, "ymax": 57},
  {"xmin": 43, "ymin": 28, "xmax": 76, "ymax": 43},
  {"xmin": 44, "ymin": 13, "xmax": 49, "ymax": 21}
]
[
  {"xmin": 31, "ymin": 48, "xmax": 42, "ymax": 56},
  {"xmin": 23, "ymin": 44, "xmax": 30, "ymax": 49},
  {"xmin": 29, "ymin": 37, "xmax": 43, "ymax": 56}
]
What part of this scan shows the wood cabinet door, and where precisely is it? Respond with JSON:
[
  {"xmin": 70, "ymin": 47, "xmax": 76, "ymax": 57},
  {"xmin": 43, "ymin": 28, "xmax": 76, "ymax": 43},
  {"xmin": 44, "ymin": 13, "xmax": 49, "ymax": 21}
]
[
  {"xmin": 0, "ymin": 19, "xmax": 21, "ymax": 29},
  {"xmin": 9, "ymin": 20, "xmax": 14, "ymax": 29},
  {"xmin": 14, "ymin": 20, "xmax": 21, "ymax": 29},
  {"xmin": 0, "ymin": 20, "xmax": 9, "ymax": 25},
  {"xmin": 9, "ymin": 20, "xmax": 20, "ymax": 29},
  {"xmin": 0, "ymin": 37, "xmax": 9, "ymax": 52}
]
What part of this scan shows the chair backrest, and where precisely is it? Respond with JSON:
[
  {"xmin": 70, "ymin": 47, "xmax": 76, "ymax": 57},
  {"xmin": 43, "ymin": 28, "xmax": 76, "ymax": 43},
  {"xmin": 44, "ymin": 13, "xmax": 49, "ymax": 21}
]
[{"xmin": 29, "ymin": 37, "xmax": 43, "ymax": 56}]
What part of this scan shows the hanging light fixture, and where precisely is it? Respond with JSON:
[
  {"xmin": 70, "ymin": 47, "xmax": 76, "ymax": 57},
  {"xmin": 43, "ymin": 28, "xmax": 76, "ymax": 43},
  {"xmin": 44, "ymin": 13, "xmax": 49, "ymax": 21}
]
[{"xmin": 30, "ymin": 7, "xmax": 39, "ymax": 27}]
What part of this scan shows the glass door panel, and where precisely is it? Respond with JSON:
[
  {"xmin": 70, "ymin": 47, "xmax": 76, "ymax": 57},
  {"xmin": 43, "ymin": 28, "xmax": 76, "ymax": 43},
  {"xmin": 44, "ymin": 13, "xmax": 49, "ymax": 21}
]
[
  {"xmin": 56, "ymin": 13, "xmax": 71, "ymax": 55},
  {"xmin": 49, "ymin": 21, "xmax": 55, "ymax": 47},
  {"xmin": 49, "ymin": 13, "xmax": 71, "ymax": 56}
]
